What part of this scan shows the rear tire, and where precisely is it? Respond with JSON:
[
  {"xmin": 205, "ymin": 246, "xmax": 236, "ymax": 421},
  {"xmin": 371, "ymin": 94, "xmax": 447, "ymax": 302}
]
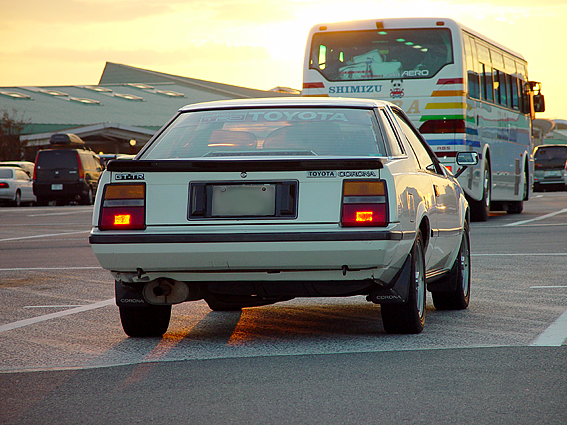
[
  {"xmin": 431, "ymin": 222, "xmax": 471, "ymax": 310},
  {"xmin": 11, "ymin": 190, "xmax": 22, "ymax": 207},
  {"xmin": 119, "ymin": 305, "xmax": 171, "ymax": 337},
  {"xmin": 381, "ymin": 230, "xmax": 426, "ymax": 334},
  {"xmin": 80, "ymin": 186, "xmax": 93, "ymax": 205}
]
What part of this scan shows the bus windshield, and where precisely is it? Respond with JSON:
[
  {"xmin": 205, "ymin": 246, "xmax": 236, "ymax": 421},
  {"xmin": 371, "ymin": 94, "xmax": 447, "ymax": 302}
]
[{"xmin": 310, "ymin": 28, "xmax": 453, "ymax": 81}]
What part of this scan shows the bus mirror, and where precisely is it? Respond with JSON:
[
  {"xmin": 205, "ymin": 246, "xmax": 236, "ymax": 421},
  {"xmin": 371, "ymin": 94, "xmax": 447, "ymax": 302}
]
[
  {"xmin": 533, "ymin": 94, "xmax": 545, "ymax": 113},
  {"xmin": 454, "ymin": 152, "xmax": 479, "ymax": 178}
]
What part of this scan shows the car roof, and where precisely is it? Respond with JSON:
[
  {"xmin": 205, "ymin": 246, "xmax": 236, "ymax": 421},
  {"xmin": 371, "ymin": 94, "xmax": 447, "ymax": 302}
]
[{"xmin": 178, "ymin": 97, "xmax": 392, "ymax": 113}]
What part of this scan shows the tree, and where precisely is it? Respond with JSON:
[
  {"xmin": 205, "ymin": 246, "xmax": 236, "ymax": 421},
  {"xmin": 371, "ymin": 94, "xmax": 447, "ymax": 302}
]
[{"xmin": 0, "ymin": 108, "xmax": 28, "ymax": 161}]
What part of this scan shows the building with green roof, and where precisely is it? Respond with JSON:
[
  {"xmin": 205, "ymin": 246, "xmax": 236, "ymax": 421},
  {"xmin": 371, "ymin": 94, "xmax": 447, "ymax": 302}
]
[{"xmin": 0, "ymin": 62, "xmax": 299, "ymax": 160}]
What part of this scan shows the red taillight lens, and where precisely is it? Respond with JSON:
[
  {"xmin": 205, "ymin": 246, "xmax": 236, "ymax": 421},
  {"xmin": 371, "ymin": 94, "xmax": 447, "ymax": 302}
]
[
  {"xmin": 341, "ymin": 180, "xmax": 388, "ymax": 227},
  {"xmin": 0, "ymin": 182, "xmax": 9, "ymax": 189},
  {"xmin": 419, "ymin": 119, "xmax": 465, "ymax": 134},
  {"xmin": 76, "ymin": 152, "xmax": 84, "ymax": 179},
  {"xmin": 99, "ymin": 184, "xmax": 146, "ymax": 230}
]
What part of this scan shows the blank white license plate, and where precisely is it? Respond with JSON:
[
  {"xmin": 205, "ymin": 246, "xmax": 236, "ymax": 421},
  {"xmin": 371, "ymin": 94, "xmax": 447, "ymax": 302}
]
[
  {"xmin": 51, "ymin": 184, "xmax": 63, "ymax": 191},
  {"xmin": 212, "ymin": 184, "xmax": 276, "ymax": 216}
]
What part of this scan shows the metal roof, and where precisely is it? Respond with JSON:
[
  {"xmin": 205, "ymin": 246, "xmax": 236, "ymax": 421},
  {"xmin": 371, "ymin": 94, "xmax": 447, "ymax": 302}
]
[{"xmin": 0, "ymin": 62, "xmax": 298, "ymax": 138}]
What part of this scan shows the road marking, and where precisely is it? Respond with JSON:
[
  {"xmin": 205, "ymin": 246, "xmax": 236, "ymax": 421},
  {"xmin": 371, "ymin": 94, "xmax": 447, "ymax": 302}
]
[
  {"xmin": 530, "ymin": 308, "xmax": 567, "ymax": 346},
  {"xmin": 23, "ymin": 305, "xmax": 86, "ymax": 309},
  {"xmin": 0, "ymin": 266, "xmax": 101, "ymax": 271},
  {"xmin": 472, "ymin": 253, "xmax": 567, "ymax": 256},
  {"xmin": 530, "ymin": 285, "xmax": 567, "ymax": 289},
  {"xmin": 0, "ymin": 230, "xmax": 90, "ymax": 242},
  {"xmin": 504, "ymin": 208, "xmax": 567, "ymax": 227},
  {"xmin": 0, "ymin": 299, "xmax": 114, "ymax": 333},
  {"xmin": 26, "ymin": 210, "xmax": 92, "ymax": 217}
]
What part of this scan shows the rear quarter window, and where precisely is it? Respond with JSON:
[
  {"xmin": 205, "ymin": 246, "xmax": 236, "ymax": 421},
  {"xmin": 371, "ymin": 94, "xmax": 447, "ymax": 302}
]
[{"xmin": 0, "ymin": 169, "xmax": 13, "ymax": 178}]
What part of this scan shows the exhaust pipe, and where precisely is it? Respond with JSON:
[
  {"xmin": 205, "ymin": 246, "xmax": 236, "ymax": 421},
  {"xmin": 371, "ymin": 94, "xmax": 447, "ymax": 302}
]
[{"xmin": 143, "ymin": 279, "xmax": 191, "ymax": 305}]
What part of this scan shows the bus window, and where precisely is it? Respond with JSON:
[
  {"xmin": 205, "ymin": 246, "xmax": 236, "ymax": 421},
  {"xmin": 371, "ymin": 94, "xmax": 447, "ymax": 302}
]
[
  {"xmin": 499, "ymin": 71, "xmax": 509, "ymax": 107},
  {"xmin": 476, "ymin": 44, "xmax": 493, "ymax": 102},
  {"xmin": 464, "ymin": 35, "xmax": 480, "ymax": 99},
  {"xmin": 309, "ymin": 28, "xmax": 453, "ymax": 81}
]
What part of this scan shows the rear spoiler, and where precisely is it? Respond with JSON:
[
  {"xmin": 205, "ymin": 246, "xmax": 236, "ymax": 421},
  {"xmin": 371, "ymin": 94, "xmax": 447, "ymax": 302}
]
[{"xmin": 105, "ymin": 157, "xmax": 384, "ymax": 173}]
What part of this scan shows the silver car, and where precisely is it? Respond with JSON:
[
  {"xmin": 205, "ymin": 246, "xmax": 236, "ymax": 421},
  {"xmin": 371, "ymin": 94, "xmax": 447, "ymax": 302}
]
[
  {"xmin": 90, "ymin": 97, "xmax": 477, "ymax": 337},
  {"xmin": 0, "ymin": 166, "xmax": 36, "ymax": 206}
]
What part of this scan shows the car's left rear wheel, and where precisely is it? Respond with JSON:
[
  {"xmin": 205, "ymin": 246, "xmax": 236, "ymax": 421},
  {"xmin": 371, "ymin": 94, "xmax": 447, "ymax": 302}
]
[
  {"xmin": 381, "ymin": 230, "xmax": 426, "ymax": 334},
  {"xmin": 119, "ymin": 305, "xmax": 171, "ymax": 337}
]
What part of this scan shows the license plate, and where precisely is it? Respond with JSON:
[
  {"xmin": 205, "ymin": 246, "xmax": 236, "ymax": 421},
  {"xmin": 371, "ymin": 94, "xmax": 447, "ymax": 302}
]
[
  {"xmin": 51, "ymin": 184, "xmax": 63, "ymax": 191},
  {"xmin": 212, "ymin": 184, "xmax": 276, "ymax": 216}
]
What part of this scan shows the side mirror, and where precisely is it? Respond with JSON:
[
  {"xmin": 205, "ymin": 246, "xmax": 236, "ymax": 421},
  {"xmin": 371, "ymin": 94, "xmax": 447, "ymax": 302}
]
[
  {"xmin": 454, "ymin": 152, "xmax": 479, "ymax": 178},
  {"xmin": 533, "ymin": 94, "xmax": 545, "ymax": 113}
]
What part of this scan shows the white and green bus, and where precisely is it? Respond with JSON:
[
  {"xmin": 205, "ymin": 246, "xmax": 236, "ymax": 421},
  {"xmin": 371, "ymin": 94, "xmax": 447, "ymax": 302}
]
[{"xmin": 303, "ymin": 17, "xmax": 545, "ymax": 220}]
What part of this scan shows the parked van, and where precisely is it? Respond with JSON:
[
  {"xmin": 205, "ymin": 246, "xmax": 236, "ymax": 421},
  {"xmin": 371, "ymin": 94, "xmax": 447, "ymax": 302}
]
[{"xmin": 33, "ymin": 134, "xmax": 103, "ymax": 205}]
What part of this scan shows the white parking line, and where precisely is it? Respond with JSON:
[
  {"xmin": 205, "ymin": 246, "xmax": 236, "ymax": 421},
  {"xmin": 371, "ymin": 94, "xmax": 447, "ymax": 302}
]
[
  {"xmin": 0, "ymin": 230, "xmax": 90, "ymax": 242},
  {"xmin": 0, "ymin": 266, "xmax": 101, "ymax": 271},
  {"xmin": 531, "ymin": 309, "xmax": 567, "ymax": 346},
  {"xmin": 504, "ymin": 208, "xmax": 567, "ymax": 227},
  {"xmin": 0, "ymin": 299, "xmax": 115, "ymax": 333}
]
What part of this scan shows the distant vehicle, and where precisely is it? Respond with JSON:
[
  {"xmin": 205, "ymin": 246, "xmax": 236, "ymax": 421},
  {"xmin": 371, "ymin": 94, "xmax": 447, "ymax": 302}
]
[
  {"xmin": 533, "ymin": 144, "xmax": 567, "ymax": 191},
  {"xmin": 90, "ymin": 97, "xmax": 476, "ymax": 337},
  {"xmin": 0, "ymin": 161, "xmax": 35, "ymax": 177},
  {"xmin": 33, "ymin": 133, "xmax": 103, "ymax": 206},
  {"xmin": 0, "ymin": 166, "xmax": 36, "ymax": 206},
  {"xmin": 303, "ymin": 17, "xmax": 546, "ymax": 220}
]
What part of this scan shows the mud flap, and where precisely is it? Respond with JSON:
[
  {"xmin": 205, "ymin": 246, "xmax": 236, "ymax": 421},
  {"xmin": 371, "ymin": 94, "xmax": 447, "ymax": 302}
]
[
  {"xmin": 367, "ymin": 252, "xmax": 412, "ymax": 304},
  {"xmin": 115, "ymin": 280, "xmax": 148, "ymax": 307}
]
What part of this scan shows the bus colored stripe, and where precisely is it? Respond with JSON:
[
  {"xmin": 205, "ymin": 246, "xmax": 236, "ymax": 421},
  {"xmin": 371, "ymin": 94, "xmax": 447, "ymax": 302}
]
[
  {"xmin": 437, "ymin": 78, "xmax": 464, "ymax": 85},
  {"xmin": 424, "ymin": 102, "xmax": 467, "ymax": 110},
  {"xmin": 431, "ymin": 90, "xmax": 466, "ymax": 97},
  {"xmin": 303, "ymin": 82, "xmax": 325, "ymax": 89},
  {"xmin": 419, "ymin": 114, "xmax": 465, "ymax": 121}
]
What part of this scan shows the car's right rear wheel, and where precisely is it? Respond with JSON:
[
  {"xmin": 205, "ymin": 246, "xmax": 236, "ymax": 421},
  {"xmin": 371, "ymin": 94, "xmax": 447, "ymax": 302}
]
[
  {"xmin": 381, "ymin": 230, "xmax": 426, "ymax": 334},
  {"xmin": 119, "ymin": 305, "xmax": 171, "ymax": 337}
]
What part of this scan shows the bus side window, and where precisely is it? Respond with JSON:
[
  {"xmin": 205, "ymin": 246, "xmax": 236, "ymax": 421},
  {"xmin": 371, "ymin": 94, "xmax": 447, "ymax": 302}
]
[{"xmin": 464, "ymin": 35, "xmax": 480, "ymax": 99}]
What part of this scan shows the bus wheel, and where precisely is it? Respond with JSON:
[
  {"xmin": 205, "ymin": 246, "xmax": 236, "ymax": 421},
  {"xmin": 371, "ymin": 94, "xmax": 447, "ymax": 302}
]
[{"xmin": 471, "ymin": 162, "xmax": 491, "ymax": 222}]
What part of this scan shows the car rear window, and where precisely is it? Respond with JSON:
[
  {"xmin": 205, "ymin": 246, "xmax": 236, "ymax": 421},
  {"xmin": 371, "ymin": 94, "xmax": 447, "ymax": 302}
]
[
  {"xmin": 37, "ymin": 150, "xmax": 78, "ymax": 169},
  {"xmin": 141, "ymin": 107, "xmax": 386, "ymax": 159},
  {"xmin": 0, "ymin": 169, "xmax": 13, "ymax": 178},
  {"xmin": 534, "ymin": 146, "xmax": 567, "ymax": 167}
]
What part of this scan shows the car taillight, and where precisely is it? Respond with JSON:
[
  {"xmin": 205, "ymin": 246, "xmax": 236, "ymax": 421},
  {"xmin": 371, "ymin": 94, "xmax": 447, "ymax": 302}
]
[
  {"xmin": 0, "ymin": 182, "xmax": 9, "ymax": 189},
  {"xmin": 341, "ymin": 180, "xmax": 388, "ymax": 227},
  {"xmin": 76, "ymin": 152, "xmax": 84, "ymax": 179},
  {"xmin": 99, "ymin": 184, "xmax": 146, "ymax": 230}
]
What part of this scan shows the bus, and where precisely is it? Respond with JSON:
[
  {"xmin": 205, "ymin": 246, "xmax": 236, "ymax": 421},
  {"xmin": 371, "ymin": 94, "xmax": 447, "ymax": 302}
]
[{"xmin": 303, "ymin": 17, "xmax": 545, "ymax": 220}]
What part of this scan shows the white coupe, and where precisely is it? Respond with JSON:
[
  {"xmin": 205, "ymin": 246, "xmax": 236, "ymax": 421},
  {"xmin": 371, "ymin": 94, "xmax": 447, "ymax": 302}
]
[{"xmin": 89, "ymin": 97, "xmax": 477, "ymax": 337}]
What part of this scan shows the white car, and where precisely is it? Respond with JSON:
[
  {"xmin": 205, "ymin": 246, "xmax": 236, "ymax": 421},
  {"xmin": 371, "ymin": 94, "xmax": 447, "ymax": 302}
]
[
  {"xmin": 89, "ymin": 97, "xmax": 477, "ymax": 337},
  {"xmin": 0, "ymin": 166, "xmax": 36, "ymax": 206}
]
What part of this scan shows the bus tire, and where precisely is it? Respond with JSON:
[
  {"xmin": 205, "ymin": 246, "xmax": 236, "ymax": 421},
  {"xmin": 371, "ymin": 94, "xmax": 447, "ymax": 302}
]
[{"xmin": 471, "ymin": 160, "xmax": 491, "ymax": 222}]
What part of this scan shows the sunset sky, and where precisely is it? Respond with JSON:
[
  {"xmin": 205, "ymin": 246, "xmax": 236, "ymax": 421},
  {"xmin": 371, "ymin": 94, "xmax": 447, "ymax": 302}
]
[{"xmin": 1, "ymin": 0, "xmax": 565, "ymax": 119}]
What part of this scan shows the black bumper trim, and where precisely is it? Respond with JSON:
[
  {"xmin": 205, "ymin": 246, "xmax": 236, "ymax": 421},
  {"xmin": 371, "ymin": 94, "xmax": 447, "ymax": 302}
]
[{"xmin": 90, "ymin": 230, "xmax": 413, "ymax": 245}]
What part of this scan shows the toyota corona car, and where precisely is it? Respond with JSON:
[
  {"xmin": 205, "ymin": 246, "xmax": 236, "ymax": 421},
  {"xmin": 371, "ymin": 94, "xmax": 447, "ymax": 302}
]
[{"xmin": 89, "ymin": 97, "xmax": 477, "ymax": 337}]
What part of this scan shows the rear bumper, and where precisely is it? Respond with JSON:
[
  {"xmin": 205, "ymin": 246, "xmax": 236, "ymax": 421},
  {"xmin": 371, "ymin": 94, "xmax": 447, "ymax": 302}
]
[
  {"xmin": 90, "ymin": 228, "xmax": 415, "ymax": 283},
  {"xmin": 33, "ymin": 181, "xmax": 86, "ymax": 199}
]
